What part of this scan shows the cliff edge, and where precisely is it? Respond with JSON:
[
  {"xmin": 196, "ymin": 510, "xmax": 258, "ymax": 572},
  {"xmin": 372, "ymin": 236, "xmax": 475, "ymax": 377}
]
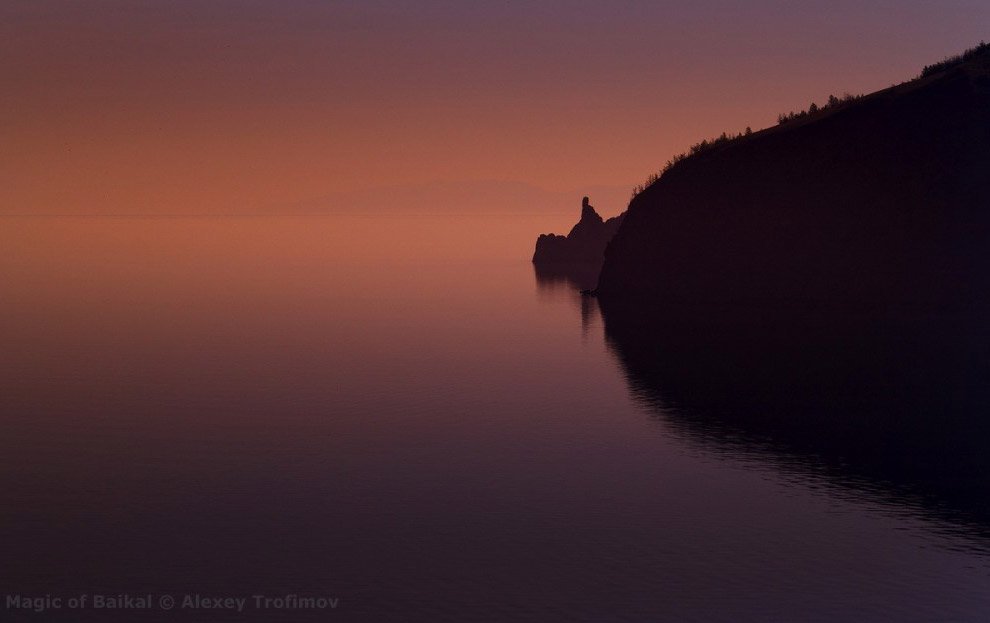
[{"xmin": 597, "ymin": 44, "xmax": 990, "ymax": 308}]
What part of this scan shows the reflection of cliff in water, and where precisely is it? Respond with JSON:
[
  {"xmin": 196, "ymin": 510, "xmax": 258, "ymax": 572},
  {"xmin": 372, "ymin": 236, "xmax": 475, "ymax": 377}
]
[
  {"xmin": 532, "ymin": 261, "xmax": 601, "ymax": 292},
  {"xmin": 533, "ymin": 262, "xmax": 601, "ymax": 333},
  {"xmin": 599, "ymin": 299, "xmax": 990, "ymax": 535}
]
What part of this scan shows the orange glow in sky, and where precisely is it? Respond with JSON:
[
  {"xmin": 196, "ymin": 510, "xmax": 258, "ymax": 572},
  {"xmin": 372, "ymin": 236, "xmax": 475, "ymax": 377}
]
[{"xmin": 3, "ymin": 1, "xmax": 988, "ymax": 215}]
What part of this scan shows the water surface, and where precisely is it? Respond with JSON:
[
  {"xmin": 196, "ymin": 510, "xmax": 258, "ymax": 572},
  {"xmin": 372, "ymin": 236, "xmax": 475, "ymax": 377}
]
[{"xmin": 2, "ymin": 215, "xmax": 989, "ymax": 621}]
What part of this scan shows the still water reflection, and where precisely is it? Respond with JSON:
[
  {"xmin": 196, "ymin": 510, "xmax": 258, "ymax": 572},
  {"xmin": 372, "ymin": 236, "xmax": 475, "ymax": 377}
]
[{"xmin": 2, "ymin": 215, "xmax": 989, "ymax": 621}]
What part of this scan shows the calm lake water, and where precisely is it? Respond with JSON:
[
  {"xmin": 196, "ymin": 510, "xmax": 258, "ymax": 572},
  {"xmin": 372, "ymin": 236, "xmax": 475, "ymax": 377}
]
[{"xmin": 2, "ymin": 214, "xmax": 990, "ymax": 621}]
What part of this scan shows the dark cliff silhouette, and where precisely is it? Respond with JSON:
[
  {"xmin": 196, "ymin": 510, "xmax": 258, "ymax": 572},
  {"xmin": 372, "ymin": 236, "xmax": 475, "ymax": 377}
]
[
  {"xmin": 597, "ymin": 44, "xmax": 990, "ymax": 306},
  {"xmin": 533, "ymin": 197, "xmax": 625, "ymax": 266},
  {"xmin": 599, "ymin": 298, "xmax": 990, "ymax": 533},
  {"xmin": 535, "ymin": 46, "xmax": 990, "ymax": 529}
]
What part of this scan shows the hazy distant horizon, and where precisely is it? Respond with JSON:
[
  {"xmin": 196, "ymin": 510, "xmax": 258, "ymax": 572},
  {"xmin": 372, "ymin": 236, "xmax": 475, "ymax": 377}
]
[{"xmin": 0, "ymin": 179, "xmax": 631, "ymax": 219}]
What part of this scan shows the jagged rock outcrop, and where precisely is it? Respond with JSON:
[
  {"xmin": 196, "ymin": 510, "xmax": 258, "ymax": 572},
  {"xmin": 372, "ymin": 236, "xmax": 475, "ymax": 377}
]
[
  {"xmin": 533, "ymin": 197, "xmax": 625, "ymax": 264},
  {"xmin": 597, "ymin": 46, "xmax": 990, "ymax": 308}
]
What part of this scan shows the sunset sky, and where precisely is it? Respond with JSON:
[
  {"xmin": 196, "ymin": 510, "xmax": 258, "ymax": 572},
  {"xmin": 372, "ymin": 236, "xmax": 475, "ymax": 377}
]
[{"xmin": 3, "ymin": 1, "xmax": 988, "ymax": 215}]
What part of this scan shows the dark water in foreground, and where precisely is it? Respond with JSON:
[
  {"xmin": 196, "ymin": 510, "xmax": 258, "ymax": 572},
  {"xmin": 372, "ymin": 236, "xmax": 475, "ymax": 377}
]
[{"xmin": 2, "ymin": 215, "xmax": 990, "ymax": 621}]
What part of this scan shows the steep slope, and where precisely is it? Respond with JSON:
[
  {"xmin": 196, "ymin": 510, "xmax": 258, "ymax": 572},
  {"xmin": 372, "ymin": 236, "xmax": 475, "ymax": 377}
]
[{"xmin": 597, "ymin": 48, "xmax": 990, "ymax": 308}]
